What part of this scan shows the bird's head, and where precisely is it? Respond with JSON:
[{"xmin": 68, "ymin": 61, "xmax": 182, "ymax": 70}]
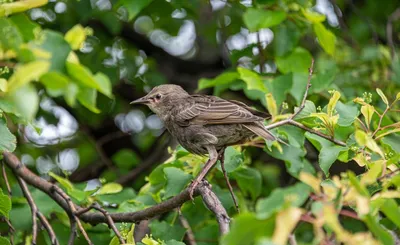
[{"xmin": 130, "ymin": 84, "xmax": 189, "ymax": 115}]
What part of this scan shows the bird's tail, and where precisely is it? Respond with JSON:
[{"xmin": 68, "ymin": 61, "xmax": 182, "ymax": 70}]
[{"xmin": 244, "ymin": 123, "xmax": 289, "ymax": 146}]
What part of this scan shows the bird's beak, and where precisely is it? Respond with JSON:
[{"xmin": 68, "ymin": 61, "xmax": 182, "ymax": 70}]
[{"xmin": 130, "ymin": 96, "xmax": 150, "ymax": 105}]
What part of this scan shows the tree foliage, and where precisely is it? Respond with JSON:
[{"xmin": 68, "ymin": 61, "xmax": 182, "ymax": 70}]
[{"xmin": 0, "ymin": 0, "xmax": 400, "ymax": 245}]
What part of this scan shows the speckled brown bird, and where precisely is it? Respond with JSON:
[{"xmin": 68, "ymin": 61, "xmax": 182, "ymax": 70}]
[{"xmin": 131, "ymin": 84, "xmax": 276, "ymax": 198}]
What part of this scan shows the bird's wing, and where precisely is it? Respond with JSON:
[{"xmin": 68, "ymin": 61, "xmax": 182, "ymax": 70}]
[{"xmin": 175, "ymin": 95, "xmax": 264, "ymax": 126}]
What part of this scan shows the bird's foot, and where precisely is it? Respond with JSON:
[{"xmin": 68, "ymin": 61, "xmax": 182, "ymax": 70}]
[{"xmin": 188, "ymin": 180, "xmax": 201, "ymax": 201}]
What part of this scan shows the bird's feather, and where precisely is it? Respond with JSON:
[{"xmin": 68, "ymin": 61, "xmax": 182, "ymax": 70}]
[{"xmin": 175, "ymin": 95, "xmax": 264, "ymax": 126}]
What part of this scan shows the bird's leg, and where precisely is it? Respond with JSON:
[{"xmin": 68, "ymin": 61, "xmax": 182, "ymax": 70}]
[
  {"xmin": 188, "ymin": 146, "xmax": 218, "ymax": 200},
  {"xmin": 218, "ymin": 147, "xmax": 239, "ymax": 213}
]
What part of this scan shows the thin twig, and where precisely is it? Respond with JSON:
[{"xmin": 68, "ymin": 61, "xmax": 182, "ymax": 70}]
[
  {"xmin": 218, "ymin": 148, "xmax": 239, "ymax": 213},
  {"xmin": 0, "ymin": 61, "xmax": 16, "ymax": 68},
  {"xmin": 68, "ymin": 220, "xmax": 77, "ymax": 245},
  {"xmin": 17, "ymin": 177, "xmax": 59, "ymax": 245},
  {"xmin": 289, "ymin": 234, "xmax": 298, "ymax": 245},
  {"xmin": 76, "ymin": 203, "xmax": 126, "ymax": 244},
  {"xmin": 2, "ymin": 161, "xmax": 12, "ymax": 195},
  {"xmin": 197, "ymin": 181, "xmax": 230, "ymax": 235},
  {"xmin": 339, "ymin": 209, "xmax": 360, "ymax": 220},
  {"xmin": 178, "ymin": 208, "xmax": 197, "ymax": 245},
  {"xmin": 377, "ymin": 168, "xmax": 400, "ymax": 181},
  {"xmin": 1, "ymin": 161, "xmax": 14, "ymax": 244},
  {"xmin": 386, "ymin": 8, "xmax": 400, "ymax": 58},
  {"xmin": 51, "ymin": 185, "xmax": 93, "ymax": 245},
  {"xmin": 2, "ymin": 217, "xmax": 15, "ymax": 245},
  {"xmin": 291, "ymin": 58, "xmax": 314, "ymax": 120}
]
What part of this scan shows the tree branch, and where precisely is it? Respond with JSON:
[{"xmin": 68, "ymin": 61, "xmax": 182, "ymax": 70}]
[
  {"xmin": 197, "ymin": 181, "xmax": 230, "ymax": 235},
  {"xmin": 3, "ymin": 151, "xmax": 229, "ymax": 236},
  {"xmin": 17, "ymin": 177, "xmax": 59, "ymax": 245}
]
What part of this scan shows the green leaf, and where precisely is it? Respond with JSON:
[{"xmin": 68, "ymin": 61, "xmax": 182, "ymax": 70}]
[
  {"xmin": 6, "ymin": 84, "xmax": 39, "ymax": 121},
  {"xmin": 66, "ymin": 62, "xmax": 112, "ymax": 98},
  {"xmin": 335, "ymin": 101, "xmax": 359, "ymax": 127},
  {"xmin": 266, "ymin": 73, "xmax": 293, "ymax": 106},
  {"xmin": 39, "ymin": 71, "xmax": 70, "ymax": 97},
  {"xmin": 232, "ymin": 167, "xmax": 262, "ymax": 200},
  {"xmin": 77, "ymin": 87, "xmax": 100, "ymax": 113},
  {"xmin": 265, "ymin": 144, "xmax": 308, "ymax": 177},
  {"xmin": 35, "ymin": 30, "xmax": 71, "ymax": 72},
  {"xmin": 0, "ymin": 118, "xmax": 16, "ymax": 153},
  {"xmin": 163, "ymin": 167, "xmax": 192, "ymax": 199},
  {"xmin": 198, "ymin": 72, "xmax": 238, "ymax": 90},
  {"xmin": 0, "ymin": 0, "xmax": 47, "ymax": 17},
  {"xmin": 9, "ymin": 13, "xmax": 39, "ymax": 42},
  {"xmin": 149, "ymin": 220, "xmax": 186, "ymax": 242},
  {"xmin": 0, "ymin": 17, "xmax": 23, "ymax": 51},
  {"xmin": 118, "ymin": 0, "xmax": 154, "ymax": 20},
  {"xmin": 221, "ymin": 213, "xmax": 274, "ymax": 245},
  {"xmin": 273, "ymin": 21, "xmax": 301, "ymax": 57},
  {"xmin": 310, "ymin": 68, "xmax": 337, "ymax": 93},
  {"xmin": 0, "ymin": 78, "xmax": 6, "ymax": 92},
  {"xmin": 376, "ymin": 88, "xmax": 389, "ymax": 105},
  {"xmin": 237, "ymin": 67, "xmax": 268, "ymax": 93},
  {"xmin": 112, "ymin": 149, "xmax": 140, "ymax": 170},
  {"xmin": 7, "ymin": 60, "xmax": 50, "ymax": 93},
  {"xmin": 0, "ymin": 191, "xmax": 11, "ymax": 218},
  {"xmin": 65, "ymin": 82, "xmax": 79, "ymax": 107},
  {"xmin": 97, "ymin": 183, "xmax": 123, "ymax": 195},
  {"xmin": 65, "ymin": 24, "xmax": 88, "ymax": 50},
  {"xmin": 313, "ymin": 22, "xmax": 336, "ymax": 55},
  {"xmin": 49, "ymin": 172, "xmax": 74, "ymax": 191},
  {"xmin": 327, "ymin": 91, "xmax": 341, "ymax": 117},
  {"xmin": 243, "ymin": 9, "xmax": 286, "ymax": 32},
  {"xmin": 302, "ymin": 8, "xmax": 326, "ymax": 23},
  {"xmin": 379, "ymin": 199, "xmax": 400, "ymax": 230},
  {"xmin": 256, "ymin": 182, "xmax": 310, "ymax": 219},
  {"xmin": 355, "ymin": 130, "xmax": 384, "ymax": 158},
  {"xmin": 0, "ymin": 237, "xmax": 11, "ymax": 245},
  {"xmin": 290, "ymin": 73, "xmax": 309, "ymax": 105},
  {"xmin": 293, "ymin": 100, "xmax": 316, "ymax": 119},
  {"xmin": 276, "ymin": 47, "xmax": 313, "ymax": 74},
  {"xmin": 363, "ymin": 214, "xmax": 393, "ymax": 245},
  {"xmin": 217, "ymin": 146, "xmax": 243, "ymax": 173}
]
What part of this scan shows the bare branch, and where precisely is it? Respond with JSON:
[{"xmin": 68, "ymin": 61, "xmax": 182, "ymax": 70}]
[
  {"xmin": 2, "ymin": 161, "xmax": 12, "ymax": 195},
  {"xmin": 178, "ymin": 208, "xmax": 197, "ymax": 245},
  {"xmin": 17, "ymin": 177, "xmax": 59, "ymax": 245},
  {"xmin": 76, "ymin": 203, "xmax": 126, "ymax": 245},
  {"xmin": 218, "ymin": 148, "xmax": 239, "ymax": 212},
  {"xmin": 197, "ymin": 181, "xmax": 230, "ymax": 235},
  {"xmin": 51, "ymin": 185, "xmax": 93, "ymax": 245}
]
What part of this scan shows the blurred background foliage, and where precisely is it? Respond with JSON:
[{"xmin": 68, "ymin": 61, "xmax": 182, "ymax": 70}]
[{"xmin": 0, "ymin": 0, "xmax": 400, "ymax": 244}]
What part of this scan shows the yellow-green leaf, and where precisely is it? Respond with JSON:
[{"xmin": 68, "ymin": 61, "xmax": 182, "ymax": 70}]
[
  {"xmin": 49, "ymin": 172, "xmax": 73, "ymax": 191},
  {"xmin": 327, "ymin": 91, "xmax": 341, "ymax": 117},
  {"xmin": 96, "ymin": 183, "xmax": 123, "ymax": 195},
  {"xmin": 7, "ymin": 61, "xmax": 50, "ymax": 93},
  {"xmin": 313, "ymin": 22, "xmax": 336, "ymax": 56},
  {"xmin": 237, "ymin": 67, "xmax": 268, "ymax": 93},
  {"xmin": 266, "ymin": 93, "xmax": 278, "ymax": 118},
  {"xmin": 299, "ymin": 172, "xmax": 321, "ymax": 194},
  {"xmin": 0, "ymin": 0, "xmax": 48, "ymax": 17},
  {"xmin": 355, "ymin": 130, "xmax": 384, "ymax": 158},
  {"xmin": 302, "ymin": 8, "xmax": 326, "ymax": 23},
  {"xmin": 272, "ymin": 207, "xmax": 303, "ymax": 245},
  {"xmin": 361, "ymin": 104, "xmax": 375, "ymax": 128},
  {"xmin": 0, "ymin": 78, "xmax": 7, "ymax": 92},
  {"xmin": 396, "ymin": 92, "xmax": 400, "ymax": 101},
  {"xmin": 376, "ymin": 128, "xmax": 400, "ymax": 140},
  {"xmin": 65, "ymin": 24, "xmax": 91, "ymax": 50},
  {"xmin": 376, "ymin": 88, "xmax": 388, "ymax": 105}
]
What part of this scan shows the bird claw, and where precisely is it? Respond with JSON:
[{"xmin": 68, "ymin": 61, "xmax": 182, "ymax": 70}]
[{"xmin": 188, "ymin": 180, "xmax": 200, "ymax": 201}]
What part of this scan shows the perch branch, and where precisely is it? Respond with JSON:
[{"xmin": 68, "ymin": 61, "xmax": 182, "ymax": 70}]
[
  {"xmin": 3, "ymin": 151, "xmax": 230, "ymax": 235},
  {"xmin": 197, "ymin": 181, "xmax": 230, "ymax": 235}
]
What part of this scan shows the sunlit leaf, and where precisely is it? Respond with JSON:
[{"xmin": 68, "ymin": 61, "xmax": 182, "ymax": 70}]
[
  {"xmin": 302, "ymin": 8, "xmax": 326, "ymax": 23},
  {"xmin": 376, "ymin": 88, "xmax": 389, "ymax": 105},
  {"xmin": 327, "ymin": 91, "xmax": 341, "ymax": 117},
  {"xmin": 299, "ymin": 172, "xmax": 321, "ymax": 194},
  {"xmin": 97, "ymin": 183, "xmax": 123, "ymax": 195},
  {"xmin": 243, "ymin": 9, "xmax": 286, "ymax": 32},
  {"xmin": 265, "ymin": 93, "xmax": 278, "ymax": 118},
  {"xmin": 6, "ymin": 84, "xmax": 39, "ymax": 121},
  {"xmin": 7, "ymin": 60, "xmax": 50, "ymax": 93},
  {"xmin": 272, "ymin": 207, "xmax": 303, "ymax": 245},
  {"xmin": 355, "ymin": 130, "xmax": 384, "ymax": 158},
  {"xmin": 361, "ymin": 104, "xmax": 375, "ymax": 128},
  {"xmin": 49, "ymin": 172, "xmax": 74, "ymax": 191},
  {"xmin": 237, "ymin": 67, "xmax": 268, "ymax": 93},
  {"xmin": 0, "ymin": 118, "xmax": 16, "ymax": 153},
  {"xmin": 313, "ymin": 22, "xmax": 336, "ymax": 56},
  {"xmin": 198, "ymin": 72, "xmax": 238, "ymax": 90},
  {"xmin": 65, "ymin": 24, "xmax": 90, "ymax": 50},
  {"xmin": 0, "ymin": 0, "xmax": 47, "ymax": 17}
]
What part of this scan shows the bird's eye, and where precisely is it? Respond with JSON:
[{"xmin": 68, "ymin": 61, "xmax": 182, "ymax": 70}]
[{"xmin": 155, "ymin": 94, "xmax": 162, "ymax": 100}]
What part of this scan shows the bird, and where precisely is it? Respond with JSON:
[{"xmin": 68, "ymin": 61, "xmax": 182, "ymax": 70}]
[{"xmin": 131, "ymin": 84, "xmax": 277, "ymax": 199}]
